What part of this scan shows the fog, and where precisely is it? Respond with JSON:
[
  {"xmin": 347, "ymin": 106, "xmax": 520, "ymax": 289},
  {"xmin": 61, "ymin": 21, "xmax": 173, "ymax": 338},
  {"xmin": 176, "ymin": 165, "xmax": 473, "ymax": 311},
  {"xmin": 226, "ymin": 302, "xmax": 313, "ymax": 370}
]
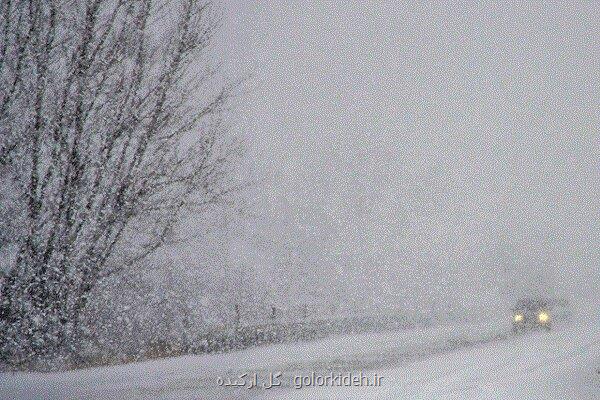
[{"xmin": 217, "ymin": 1, "xmax": 599, "ymax": 316}]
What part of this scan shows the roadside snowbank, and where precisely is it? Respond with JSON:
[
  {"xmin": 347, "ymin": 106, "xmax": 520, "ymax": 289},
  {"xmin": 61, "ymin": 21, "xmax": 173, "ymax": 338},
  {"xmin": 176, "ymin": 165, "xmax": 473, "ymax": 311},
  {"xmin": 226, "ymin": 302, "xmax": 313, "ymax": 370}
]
[{"xmin": 0, "ymin": 318, "xmax": 507, "ymax": 399}]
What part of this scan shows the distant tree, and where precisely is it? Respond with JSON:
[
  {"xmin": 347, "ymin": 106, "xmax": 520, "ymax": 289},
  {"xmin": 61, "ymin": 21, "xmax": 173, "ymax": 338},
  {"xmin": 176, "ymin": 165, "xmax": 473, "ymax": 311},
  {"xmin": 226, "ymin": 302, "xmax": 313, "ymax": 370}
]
[{"xmin": 0, "ymin": 0, "xmax": 240, "ymax": 368}]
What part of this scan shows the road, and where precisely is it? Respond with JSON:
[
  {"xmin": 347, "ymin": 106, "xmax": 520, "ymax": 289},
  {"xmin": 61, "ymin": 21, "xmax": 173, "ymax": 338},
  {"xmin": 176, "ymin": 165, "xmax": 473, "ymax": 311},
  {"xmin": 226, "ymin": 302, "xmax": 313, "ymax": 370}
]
[{"xmin": 259, "ymin": 319, "xmax": 600, "ymax": 400}]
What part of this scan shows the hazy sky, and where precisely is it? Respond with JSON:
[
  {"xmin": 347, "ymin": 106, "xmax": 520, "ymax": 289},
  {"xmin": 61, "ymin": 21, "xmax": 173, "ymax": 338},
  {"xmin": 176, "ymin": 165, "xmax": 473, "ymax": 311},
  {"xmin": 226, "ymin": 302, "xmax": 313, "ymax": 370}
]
[{"xmin": 217, "ymin": 1, "xmax": 599, "ymax": 313}]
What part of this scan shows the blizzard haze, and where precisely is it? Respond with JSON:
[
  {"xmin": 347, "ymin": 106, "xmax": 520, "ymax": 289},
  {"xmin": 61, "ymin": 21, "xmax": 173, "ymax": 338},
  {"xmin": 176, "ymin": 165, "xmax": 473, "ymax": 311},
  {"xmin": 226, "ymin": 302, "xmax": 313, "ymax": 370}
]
[{"xmin": 219, "ymin": 1, "xmax": 599, "ymax": 315}]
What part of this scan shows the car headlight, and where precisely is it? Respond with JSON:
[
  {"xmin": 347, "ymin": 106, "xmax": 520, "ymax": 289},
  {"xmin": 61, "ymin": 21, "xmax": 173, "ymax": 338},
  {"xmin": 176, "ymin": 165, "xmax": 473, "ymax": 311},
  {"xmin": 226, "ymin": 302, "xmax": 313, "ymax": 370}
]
[
  {"xmin": 514, "ymin": 314, "xmax": 524, "ymax": 322},
  {"xmin": 538, "ymin": 312, "xmax": 549, "ymax": 323}
]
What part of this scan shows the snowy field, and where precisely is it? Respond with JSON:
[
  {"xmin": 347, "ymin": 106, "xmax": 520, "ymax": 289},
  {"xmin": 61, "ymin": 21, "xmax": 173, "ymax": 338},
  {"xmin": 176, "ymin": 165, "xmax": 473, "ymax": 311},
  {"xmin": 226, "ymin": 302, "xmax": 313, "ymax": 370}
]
[{"xmin": 1, "ymin": 316, "xmax": 598, "ymax": 400}]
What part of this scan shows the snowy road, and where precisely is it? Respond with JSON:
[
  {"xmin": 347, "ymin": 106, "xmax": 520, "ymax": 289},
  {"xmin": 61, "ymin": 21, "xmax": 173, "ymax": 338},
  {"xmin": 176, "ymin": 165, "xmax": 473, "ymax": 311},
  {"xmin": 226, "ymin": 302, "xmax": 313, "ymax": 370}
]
[
  {"xmin": 1, "ymin": 317, "xmax": 598, "ymax": 399},
  {"xmin": 258, "ymin": 320, "xmax": 600, "ymax": 400}
]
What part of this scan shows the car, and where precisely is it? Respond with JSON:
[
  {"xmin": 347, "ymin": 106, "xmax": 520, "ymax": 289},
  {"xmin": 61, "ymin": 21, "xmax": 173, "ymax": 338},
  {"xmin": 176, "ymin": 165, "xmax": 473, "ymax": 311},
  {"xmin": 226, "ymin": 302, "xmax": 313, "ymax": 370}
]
[{"xmin": 511, "ymin": 297, "xmax": 552, "ymax": 333}]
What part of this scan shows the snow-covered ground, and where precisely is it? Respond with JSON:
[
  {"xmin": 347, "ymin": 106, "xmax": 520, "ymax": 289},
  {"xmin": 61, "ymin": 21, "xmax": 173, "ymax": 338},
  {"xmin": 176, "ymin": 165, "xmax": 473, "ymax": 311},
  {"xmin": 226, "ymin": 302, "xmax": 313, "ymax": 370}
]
[{"xmin": 1, "ymin": 316, "xmax": 598, "ymax": 399}]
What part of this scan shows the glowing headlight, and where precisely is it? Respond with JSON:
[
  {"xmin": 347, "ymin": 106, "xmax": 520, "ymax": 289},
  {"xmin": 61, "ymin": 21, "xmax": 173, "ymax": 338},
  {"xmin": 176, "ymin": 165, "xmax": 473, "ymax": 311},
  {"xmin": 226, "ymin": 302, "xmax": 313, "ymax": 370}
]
[
  {"xmin": 538, "ymin": 312, "xmax": 549, "ymax": 323},
  {"xmin": 514, "ymin": 314, "xmax": 524, "ymax": 322}
]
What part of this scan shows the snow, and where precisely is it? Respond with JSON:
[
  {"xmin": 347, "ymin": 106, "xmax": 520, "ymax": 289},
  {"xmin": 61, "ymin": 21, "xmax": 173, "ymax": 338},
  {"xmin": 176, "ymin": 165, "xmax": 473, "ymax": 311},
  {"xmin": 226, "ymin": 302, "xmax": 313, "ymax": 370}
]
[{"xmin": 1, "ymin": 317, "xmax": 598, "ymax": 399}]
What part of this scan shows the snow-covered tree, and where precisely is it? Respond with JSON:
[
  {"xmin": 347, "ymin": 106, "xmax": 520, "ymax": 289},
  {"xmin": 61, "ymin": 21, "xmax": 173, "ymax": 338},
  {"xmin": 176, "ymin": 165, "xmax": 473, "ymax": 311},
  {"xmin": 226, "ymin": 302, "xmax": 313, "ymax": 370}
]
[{"xmin": 0, "ymin": 0, "xmax": 239, "ymax": 368}]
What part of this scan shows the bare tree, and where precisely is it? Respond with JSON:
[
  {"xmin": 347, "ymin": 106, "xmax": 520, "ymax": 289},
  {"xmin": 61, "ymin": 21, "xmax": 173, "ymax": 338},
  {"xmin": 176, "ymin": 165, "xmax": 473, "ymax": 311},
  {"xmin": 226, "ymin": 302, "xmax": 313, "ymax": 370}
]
[{"xmin": 0, "ymin": 0, "xmax": 240, "ymax": 367}]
